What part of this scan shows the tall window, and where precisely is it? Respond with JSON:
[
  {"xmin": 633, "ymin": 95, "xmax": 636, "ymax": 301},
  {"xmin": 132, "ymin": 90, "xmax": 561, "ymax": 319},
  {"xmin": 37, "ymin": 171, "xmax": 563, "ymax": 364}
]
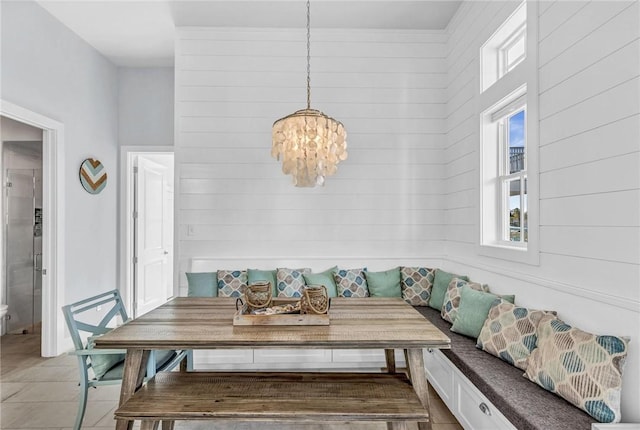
[
  {"xmin": 500, "ymin": 109, "xmax": 527, "ymax": 243},
  {"xmin": 478, "ymin": 0, "xmax": 538, "ymax": 264}
]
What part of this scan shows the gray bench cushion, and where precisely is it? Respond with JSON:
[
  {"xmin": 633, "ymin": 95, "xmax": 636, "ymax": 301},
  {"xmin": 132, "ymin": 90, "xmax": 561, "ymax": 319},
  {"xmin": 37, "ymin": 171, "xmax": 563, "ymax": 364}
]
[{"xmin": 415, "ymin": 306, "xmax": 595, "ymax": 430}]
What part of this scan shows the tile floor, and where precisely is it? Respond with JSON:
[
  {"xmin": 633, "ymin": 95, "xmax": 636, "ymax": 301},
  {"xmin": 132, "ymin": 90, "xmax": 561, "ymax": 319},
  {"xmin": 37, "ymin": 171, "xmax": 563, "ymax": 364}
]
[{"xmin": 1, "ymin": 332, "xmax": 463, "ymax": 430}]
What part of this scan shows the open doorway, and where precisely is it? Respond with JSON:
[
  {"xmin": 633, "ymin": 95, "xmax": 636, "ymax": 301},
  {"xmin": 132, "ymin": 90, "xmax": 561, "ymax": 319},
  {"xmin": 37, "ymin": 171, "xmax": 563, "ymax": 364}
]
[
  {"xmin": 120, "ymin": 149, "xmax": 174, "ymax": 318},
  {"xmin": 0, "ymin": 101, "xmax": 65, "ymax": 357}
]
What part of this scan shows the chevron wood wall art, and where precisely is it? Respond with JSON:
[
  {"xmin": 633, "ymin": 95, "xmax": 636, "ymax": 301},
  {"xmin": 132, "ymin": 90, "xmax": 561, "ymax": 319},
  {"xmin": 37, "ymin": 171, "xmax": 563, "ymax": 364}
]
[{"xmin": 79, "ymin": 158, "xmax": 107, "ymax": 194}]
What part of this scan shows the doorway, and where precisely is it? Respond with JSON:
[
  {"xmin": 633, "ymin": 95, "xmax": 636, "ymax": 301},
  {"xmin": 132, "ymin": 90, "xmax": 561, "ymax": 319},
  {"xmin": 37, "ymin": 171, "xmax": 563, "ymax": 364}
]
[
  {"xmin": 120, "ymin": 149, "xmax": 174, "ymax": 318},
  {"xmin": 2, "ymin": 137, "xmax": 43, "ymax": 340}
]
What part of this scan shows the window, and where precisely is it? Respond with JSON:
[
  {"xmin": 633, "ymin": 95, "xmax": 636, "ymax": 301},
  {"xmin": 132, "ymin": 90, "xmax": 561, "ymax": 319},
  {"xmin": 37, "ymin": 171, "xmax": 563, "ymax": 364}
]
[
  {"xmin": 478, "ymin": 0, "xmax": 538, "ymax": 265},
  {"xmin": 480, "ymin": 2, "xmax": 526, "ymax": 92}
]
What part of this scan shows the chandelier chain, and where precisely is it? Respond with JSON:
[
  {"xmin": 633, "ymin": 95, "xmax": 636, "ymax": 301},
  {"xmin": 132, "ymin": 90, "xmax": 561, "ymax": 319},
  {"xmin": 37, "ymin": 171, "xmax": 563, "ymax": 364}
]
[{"xmin": 306, "ymin": 0, "xmax": 311, "ymax": 110}]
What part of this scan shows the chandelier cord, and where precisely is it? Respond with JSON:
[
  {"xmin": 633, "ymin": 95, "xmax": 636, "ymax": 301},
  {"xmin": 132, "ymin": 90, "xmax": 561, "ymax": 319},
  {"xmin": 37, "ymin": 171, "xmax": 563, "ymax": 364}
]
[{"xmin": 306, "ymin": 0, "xmax": 311, "ymax": 110}]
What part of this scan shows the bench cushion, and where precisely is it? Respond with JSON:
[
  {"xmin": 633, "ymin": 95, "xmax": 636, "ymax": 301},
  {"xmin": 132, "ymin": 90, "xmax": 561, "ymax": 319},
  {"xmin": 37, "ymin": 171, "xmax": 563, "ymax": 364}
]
[{"xmin": 415, "ymin": 306, "xmax": 596, "ymax": 430}]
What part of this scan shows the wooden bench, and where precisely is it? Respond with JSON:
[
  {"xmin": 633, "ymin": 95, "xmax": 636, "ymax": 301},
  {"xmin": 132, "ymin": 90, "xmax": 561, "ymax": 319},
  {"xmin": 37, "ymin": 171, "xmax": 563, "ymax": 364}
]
[{"xmin": 115, "ymin": 371, "xmax": 429, "ymax": 429}]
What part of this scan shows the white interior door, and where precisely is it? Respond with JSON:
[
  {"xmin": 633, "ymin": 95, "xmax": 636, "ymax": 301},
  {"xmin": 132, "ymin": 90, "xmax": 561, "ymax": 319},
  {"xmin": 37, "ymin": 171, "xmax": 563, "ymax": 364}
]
[{"xmin": 134, "ymin": 156, "xmax": 173, "ymax": 317}]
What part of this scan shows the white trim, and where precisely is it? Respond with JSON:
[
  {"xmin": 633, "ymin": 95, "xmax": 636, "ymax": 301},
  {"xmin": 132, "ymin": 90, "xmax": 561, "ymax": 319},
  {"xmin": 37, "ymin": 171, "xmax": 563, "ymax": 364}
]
[
  {"xmin": 1, "ymin": 100, "xmax": 65, "ymax": 357},
  {"xmin": 119, "ymin": 146, "xmax": 174, "ymax": 317},
  {"xmin": 445, "ymin": 255, "xmax": 640, "ymax": 313}
]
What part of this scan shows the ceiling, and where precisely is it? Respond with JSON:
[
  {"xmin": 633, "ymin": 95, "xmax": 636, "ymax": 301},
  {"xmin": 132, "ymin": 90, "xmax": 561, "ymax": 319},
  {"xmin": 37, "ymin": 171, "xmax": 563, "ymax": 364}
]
[{"xmin": 36, "ymin": 1, "xmax": 462, "ymax": 67}]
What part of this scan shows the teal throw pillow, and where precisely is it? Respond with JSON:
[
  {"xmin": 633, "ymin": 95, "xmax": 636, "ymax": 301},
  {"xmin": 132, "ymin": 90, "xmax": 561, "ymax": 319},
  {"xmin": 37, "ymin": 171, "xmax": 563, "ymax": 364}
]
[
  {"xmin": 429, "ymin": 269, "xmax": 469, "ymax": 311},
  {"xmin": 87, "ymin": 334, "xmax": 125, "ymax": 380},
  {"xmin": 303, "ymin": 266, "xmax": 338, "ymax": 297},
  {"xmin": 366, "ymin": 267, "xmax": 402, "ymax": 297},
  {"xmin": 450, "ymin": 286, "xmax": 515, "ymax": 339},
  {"xmin": 186, "ymin": 272, "xmax": 218, "ymax": 297},
  {"xmin": 248, "ymin": 269, "xmax": 278, "ymax": 297}
]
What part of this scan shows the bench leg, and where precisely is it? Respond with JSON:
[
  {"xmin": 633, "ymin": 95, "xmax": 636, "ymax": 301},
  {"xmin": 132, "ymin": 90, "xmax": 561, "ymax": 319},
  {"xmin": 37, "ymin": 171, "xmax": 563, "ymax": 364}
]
[
  {"xmin": 404, "ymin": 349, "xmax": 412, "ymax": 380},
  {"xmin": 161, "ymin": 421, "xmax": 175, "ymax": 430},
  {"xmin": 406, "ymin": 348, "xmax": 432, "ymax": 430},
  {"xmin": 116, "ymin": 348, "xmax": 150, "ymax": 430},
  {"xmin": 384, "ymin": 348, "xmax": 396, "ymax": 373}
]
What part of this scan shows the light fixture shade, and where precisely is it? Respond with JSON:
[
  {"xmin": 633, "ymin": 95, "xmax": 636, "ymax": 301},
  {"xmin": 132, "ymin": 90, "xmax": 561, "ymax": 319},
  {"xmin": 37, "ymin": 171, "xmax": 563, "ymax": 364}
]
[{"xmin": 272, "ymin": 108, "xmax": 347, "ymax": 187}]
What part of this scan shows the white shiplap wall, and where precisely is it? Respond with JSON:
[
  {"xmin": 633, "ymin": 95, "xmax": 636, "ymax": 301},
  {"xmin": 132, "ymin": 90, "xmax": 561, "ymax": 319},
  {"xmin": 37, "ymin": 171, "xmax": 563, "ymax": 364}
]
[
  {"xmin": 175, "ymin": 28, "xmax": 447, "ymax": 277},
  {"xmin": 444, "ymin": 1, "xmax": 640, "ymax": 421}
]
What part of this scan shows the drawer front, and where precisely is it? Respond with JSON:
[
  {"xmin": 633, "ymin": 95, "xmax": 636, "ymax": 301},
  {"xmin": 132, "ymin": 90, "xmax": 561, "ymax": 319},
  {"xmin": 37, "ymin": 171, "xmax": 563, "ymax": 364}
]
[
  {"xmin": 192, "ymin": 349, "xmax": 254, "ymax": 369},
  {"xmin": 424, "ymin": 348, "xmax": 454, "ymax": 404},
  {"xmin": 455, "ymin": 378, "xmax": 514, "ymax": 430},
  {"xmin": 254, "ymin": 349, "xmax": 332, "ymax": 366}
]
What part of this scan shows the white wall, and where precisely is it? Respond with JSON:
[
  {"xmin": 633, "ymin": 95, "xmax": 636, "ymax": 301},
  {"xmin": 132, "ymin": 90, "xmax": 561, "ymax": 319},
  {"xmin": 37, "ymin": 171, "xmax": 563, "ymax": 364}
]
[
  {"xmin": 444, "ymin": 1, "xmax": 640, "ymax": 421},
  {"xmin": 175, "ymin": 28, "xmax": 447, "ymax": 285},
  {"xmin": 118, "ymin": 67, "xmax": 174, "ymax": 147},
  {"xmin": 1, "ymin": 1, "xmax": 119, "ymax": 308}
]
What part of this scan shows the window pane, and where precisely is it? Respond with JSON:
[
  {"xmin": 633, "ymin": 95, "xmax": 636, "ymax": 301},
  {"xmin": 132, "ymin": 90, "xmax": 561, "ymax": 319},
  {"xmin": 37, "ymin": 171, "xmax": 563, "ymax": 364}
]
[
  {"xmin": 508, "ymin": 179, "xmax": 522, "ymax": 242},
  {"xmin": 523, "ymin": 178, "xmax": 528, "ymax": 243},
  {"xmin": 508, "ymin": 110, "xmax": 525, "ymax": 174},
  {"xmin": 506, "ymin": 33, "xmax": 525, "ymax": 71}
]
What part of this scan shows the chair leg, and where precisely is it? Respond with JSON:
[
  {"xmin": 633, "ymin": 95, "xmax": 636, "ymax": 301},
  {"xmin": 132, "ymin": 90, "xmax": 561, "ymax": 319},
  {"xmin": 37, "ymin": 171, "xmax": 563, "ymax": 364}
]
[
  {"xmin": 162, "ymin": 420, "xmax": 175, "ymax": 430},
  {"xmin": 141, "ymin": 420, "xmax": 160, "ymax": 430},
  {"xmin": 74, "ymin": 356, "xmax": 90, "ymax": 430}
]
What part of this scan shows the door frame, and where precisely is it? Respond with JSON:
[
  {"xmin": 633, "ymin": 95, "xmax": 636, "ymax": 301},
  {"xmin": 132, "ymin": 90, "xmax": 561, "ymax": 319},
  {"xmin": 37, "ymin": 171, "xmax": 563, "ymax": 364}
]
[
  {"xmin": 119, "ymin": 147, "xmax": 174, "ymax": 316},
  {"xmin": 1, "ymin": 100, "xmax": 65, "ymax": 357}
]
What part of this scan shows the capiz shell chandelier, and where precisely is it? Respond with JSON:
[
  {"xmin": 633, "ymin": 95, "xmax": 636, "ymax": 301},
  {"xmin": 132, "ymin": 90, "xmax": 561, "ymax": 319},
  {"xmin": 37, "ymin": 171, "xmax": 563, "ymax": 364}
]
[{"xmin": 271, "ymin": 0, "xmax": 347, "ymax": 187}]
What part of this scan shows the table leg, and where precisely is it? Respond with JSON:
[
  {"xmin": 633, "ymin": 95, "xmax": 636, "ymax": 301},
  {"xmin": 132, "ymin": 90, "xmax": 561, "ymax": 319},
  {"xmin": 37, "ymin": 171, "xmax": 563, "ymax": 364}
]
[
  {"xmin": 115, "ymin": 348, "xmax": 149, "ymax": 430},
  {"xmin": 404, "ymin": 349, "xmax": 412, "ymax": 380},
  {"xmin": 406, "ymin": 348, "xmax": 432, "ymax": 430},
  {"xmin": 384, "ymin": 349, "xmax": 396, "ymax": 373}
]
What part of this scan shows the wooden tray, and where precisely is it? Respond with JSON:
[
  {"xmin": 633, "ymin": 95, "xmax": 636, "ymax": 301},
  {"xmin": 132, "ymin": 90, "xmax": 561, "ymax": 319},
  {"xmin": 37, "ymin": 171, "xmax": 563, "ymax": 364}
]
[{"xmin": 233, "ymin": 298, "xmax": 330, "ymax": 326}]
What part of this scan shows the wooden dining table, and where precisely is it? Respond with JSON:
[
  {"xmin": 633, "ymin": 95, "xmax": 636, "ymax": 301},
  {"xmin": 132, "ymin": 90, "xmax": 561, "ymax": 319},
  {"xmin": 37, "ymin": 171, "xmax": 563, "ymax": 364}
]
[{"xmin": 95, "ymin": 296, "xmax": 451, "ymax": 430}]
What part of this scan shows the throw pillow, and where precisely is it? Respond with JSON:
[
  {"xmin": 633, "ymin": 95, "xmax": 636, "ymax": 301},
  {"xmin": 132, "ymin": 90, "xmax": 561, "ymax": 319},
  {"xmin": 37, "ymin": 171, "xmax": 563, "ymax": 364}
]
[
  {"xmin": 441, "ymin": 278, "xmax": 488, "ymax": 323},
  {"xmin": 366, "ymin": 267, "xmax": 402, "ymax": 298},
  {"xmin": 524, "ymin": 315, "xmax": 629, "ymax": 423},
  {"xmin": 334, "ymin": 268, "xmax": 369, "ymax": 297},
  {"xmin": 217, "ymin": 269, "xmax": 248, "ymax": 298},
  {"xmin": 450, "ymin": 286, "xmax": 515, "ymax": 339},
  {"xmin": 276, "ymin": 268, "xmax": 311, "ymax": 298},
  {"xmin": 87, "ymin": 334, "xmax": 125, "ymax": 380},
  {"xmin": 429, "ymin": 269, "xmax": 469, "ymax": 311},
  {"xmin": 303, "ymin": 266, "xmax": 338, "ymax": 298},
  {"xmin": 248, "ymin": 269, "xmax": 278, "ymax": 297},
  {"xmin": 476, "ymin": 302, "xmax": 556, "ymax": 370},
  {"xmin": 400, "ymin": 267, "xmax": 435, "ymax": 306},
  {"xmin": 186, "ymin": 272, "xmax": 218, "ymax": 297}
]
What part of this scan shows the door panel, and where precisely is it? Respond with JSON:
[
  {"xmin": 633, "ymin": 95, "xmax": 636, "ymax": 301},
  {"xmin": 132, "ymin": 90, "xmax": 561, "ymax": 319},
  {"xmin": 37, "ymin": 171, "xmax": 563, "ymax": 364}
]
[{"xmin": 134, "ymin": 157, "xmax": 172, "ymax": 317}]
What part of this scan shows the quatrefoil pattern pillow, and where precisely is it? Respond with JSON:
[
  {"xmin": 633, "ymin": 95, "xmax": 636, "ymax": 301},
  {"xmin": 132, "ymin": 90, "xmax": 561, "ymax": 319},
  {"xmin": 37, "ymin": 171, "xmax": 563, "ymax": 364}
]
[
  {"xmin": 523, "ymin": 315, "xmax": 629, "ymax": 423},
  {"xmin": 476, "ymin": 301, "xmax": 554, "ymax": 370},
  {"xmin": 334, "ymin": 268, "xmax": 369, "ymax": 297},
  {"xmin": 217, "ymin": 270, "xmax": 247, "ymax": 298},
  {"xmin": 276, "ymin": 268, "xmax": 310, "ymax": 298},
  {"xmin": 400, "ymin": 267, "xmax": 435, "ymax": 306}
]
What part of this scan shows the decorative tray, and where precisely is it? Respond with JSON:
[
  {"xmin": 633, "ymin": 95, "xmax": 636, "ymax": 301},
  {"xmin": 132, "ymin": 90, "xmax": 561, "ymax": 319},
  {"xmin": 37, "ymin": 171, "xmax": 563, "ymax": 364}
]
[{"xmin": 233, "ymin": 298, "xmax": 330, "ymax": 326}]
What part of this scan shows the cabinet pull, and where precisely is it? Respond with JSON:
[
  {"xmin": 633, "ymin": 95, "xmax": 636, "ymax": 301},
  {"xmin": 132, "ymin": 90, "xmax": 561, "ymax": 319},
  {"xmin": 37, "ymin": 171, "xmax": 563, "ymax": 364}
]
[
  {"xmin": 479, "ymin": 402, "xmax": 492, "ymax": 416},
  {"xmin": 427, "ymin": 348, "xmax": 434, "ymax": 353}
]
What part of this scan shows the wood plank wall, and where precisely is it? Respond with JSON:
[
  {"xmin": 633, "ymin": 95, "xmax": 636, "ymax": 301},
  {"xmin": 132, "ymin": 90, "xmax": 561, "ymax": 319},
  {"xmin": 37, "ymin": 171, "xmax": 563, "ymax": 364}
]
[
  {"xmin": 175, "ymin": 28, "xmax": 447, "ymax": 277},
  {"xmin": 444, "ymin": 1, "xmax": 640, "ymax": 421}
]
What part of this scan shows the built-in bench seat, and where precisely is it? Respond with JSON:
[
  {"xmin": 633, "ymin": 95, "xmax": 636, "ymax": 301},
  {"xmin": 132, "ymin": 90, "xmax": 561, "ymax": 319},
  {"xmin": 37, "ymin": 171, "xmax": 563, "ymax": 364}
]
[{"xmin": 415, "ymin": 306, "xmax": 596, "ymax": 430}]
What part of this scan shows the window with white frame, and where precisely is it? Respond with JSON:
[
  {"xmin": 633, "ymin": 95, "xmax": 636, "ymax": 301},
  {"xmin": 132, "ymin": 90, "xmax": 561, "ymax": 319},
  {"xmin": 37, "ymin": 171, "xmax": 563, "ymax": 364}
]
[
  {"xmin": 479, "ymin": 0, "xmax": 538, "ymax": 264},
  {"xmin": 481, "ymin": 2, "xmax": 526, "ymax": 92}
]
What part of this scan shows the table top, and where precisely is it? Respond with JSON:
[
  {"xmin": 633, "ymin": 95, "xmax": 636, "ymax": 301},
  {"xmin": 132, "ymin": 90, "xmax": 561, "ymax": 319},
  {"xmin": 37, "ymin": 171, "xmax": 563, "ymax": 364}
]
[{"xmin": 95, "ymin": 297, "xmax": 451, "ymax": 350}]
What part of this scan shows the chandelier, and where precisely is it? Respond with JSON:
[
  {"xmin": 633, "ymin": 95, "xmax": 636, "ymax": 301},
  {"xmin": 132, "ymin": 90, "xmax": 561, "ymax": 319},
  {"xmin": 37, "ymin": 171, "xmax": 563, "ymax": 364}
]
[{"xmin": 271, "ymin": 0, "xmax": 347, "ymax": 187}]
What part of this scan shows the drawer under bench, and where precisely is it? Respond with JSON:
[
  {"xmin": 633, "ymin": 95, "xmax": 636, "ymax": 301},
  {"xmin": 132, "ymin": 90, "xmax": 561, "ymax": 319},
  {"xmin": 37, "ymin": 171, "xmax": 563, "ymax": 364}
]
[{"xmin": 115, "ymin": 371, "xmax": 429, "ymax": 427}]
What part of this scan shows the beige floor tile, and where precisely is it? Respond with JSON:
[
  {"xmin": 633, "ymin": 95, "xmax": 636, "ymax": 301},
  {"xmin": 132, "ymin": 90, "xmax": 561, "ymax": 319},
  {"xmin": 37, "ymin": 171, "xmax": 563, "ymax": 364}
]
[
  {"xmin": 2, "ymin": 381, "xmax": 80, "ymax": 402},
  {"xmin": 1, "ymin": 365, "xmax": 78, "ymax": 382},
  {"xmin": 1, "ymin": 381, "xmax": 26, "ymax": 401},
  {"xmin": 1, "ymin": 400, "xmax": 113, "ymax": 428}
]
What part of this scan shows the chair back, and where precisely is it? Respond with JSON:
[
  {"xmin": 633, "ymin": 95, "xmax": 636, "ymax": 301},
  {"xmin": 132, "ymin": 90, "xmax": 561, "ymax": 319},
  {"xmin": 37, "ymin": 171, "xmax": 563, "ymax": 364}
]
[{"xmin": 62, "ymin": 290, "xmax": 129, "ymax": 352}]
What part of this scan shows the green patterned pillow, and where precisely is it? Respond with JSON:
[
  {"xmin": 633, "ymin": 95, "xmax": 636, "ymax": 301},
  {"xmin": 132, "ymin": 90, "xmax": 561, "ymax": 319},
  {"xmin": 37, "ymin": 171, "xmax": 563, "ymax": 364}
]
[
  {"xmin": 476, "ymin": 302, "xmax": 555, "ymax": 370},
  {"xmin": 186, "ymin": 272, "xmax": 218, "ymax": 297},
  {"xmin": 276, "ymin": 268, "xmax": 310, "ymax": 298},
  {"xmin": 334, "ymin": 268, "xmax": 369, "ymax": 297},
  {"xmin": 248, "ymin": 269, "xmax": 278, "ymax": 297},
  {"xmin": 366, "ymin": 267, "xmax": 401, "ymax": 297},
  {"xmin": 441, "ymin": 278, "xmax": 488, "ymax": 323},
  {"xmin": 429, "ymin": 269, "xmax": 469, "ymax": 311},
  {"xmin": 217, "ymin": 270, "xmax": 247, "ymax": 297},
  {"xmin": 303, "ymin": 266, "xmax": 338, "ymax": 298},
  {"xmin": 524, "ymin": 315, "xmax": 629, "ymax": 423},
  {"xmin": 400, "ymin": 267, "xmax": 435, "ymax": 306}
]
